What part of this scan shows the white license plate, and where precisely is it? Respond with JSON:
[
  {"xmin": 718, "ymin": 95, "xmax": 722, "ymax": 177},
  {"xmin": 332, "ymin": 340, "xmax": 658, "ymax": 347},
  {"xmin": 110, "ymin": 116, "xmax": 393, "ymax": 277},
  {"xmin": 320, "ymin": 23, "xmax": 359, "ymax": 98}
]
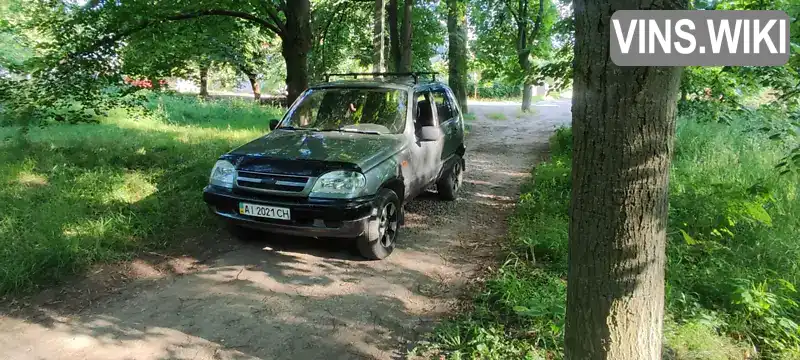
[{"xmin": 239, "ymin": 202, "xmax": 291, "ymax": 220}]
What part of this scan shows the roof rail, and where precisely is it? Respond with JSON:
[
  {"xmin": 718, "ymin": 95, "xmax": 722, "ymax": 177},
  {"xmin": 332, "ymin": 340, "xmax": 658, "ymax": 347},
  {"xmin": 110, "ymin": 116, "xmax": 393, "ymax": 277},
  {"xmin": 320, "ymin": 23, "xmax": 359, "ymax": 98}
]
[{"xmin": 322, "ymin": 72, "xmax": 438, "ymax": 84}]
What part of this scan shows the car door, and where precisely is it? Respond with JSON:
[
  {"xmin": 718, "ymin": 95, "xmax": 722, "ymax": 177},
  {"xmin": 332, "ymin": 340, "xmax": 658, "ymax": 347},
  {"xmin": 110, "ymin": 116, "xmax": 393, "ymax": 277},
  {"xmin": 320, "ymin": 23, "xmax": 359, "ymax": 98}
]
[
  {"xmin": 406, "ymin": 88, "xmax": 444, "ymax": 194},
  {"xmin": 430, "ymin": 87, "xmax": 461, "ymax": 165}
]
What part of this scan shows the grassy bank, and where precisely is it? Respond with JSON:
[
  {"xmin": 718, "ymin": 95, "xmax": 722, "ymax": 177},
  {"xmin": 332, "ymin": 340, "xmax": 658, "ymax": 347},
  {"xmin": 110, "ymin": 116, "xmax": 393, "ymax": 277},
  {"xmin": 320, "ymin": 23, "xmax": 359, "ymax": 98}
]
[
  {"xmin": 0, "ymin": 95, "xmax": 281, "ymax": 295},
  {"xmin": 416, "ymin": 117, "xmax": 800, "ymax": 359}
]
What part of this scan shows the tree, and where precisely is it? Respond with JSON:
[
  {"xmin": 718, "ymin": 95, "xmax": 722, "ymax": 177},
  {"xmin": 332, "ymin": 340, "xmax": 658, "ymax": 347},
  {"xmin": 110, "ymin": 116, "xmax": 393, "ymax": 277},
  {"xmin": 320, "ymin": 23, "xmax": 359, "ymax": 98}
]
[
  {"xmin": 388, "ymin": 0, "xmax": 402, "ymax": 71},
  {"xmin": 373, "ymin": 0, "xmax": 386, "ymax": 73},
  {"xmin": 564, "ymin": 0, "xmax": 686, "ymax": 359},
  {"xmin": 471, "ymin": 0, "xmax": 558, "ymax": 110},
  {"xmin": 309, "ymin": 0, "xmax": 441, "ymax": 77},
  {"xmin": 387, "ymin": 0, "xmax": 414, "ymax": 72},
  {"xmin": 514, "ymin": 0, "xmax": 545, "ymax": 111},
  {"xmin": 37, "ymin": 0, "xmax": 312, "ymax": 104},
  {"xmin": 399, "ymin": 0, "xmax": 414, "ymax": 72},
  {"xmin": 447, "ymin": 0, "xmax": 469, "ymax": 112},
  {"xmin": 120, "ymin": 17, "xmax": 274, "ymax": 100}
]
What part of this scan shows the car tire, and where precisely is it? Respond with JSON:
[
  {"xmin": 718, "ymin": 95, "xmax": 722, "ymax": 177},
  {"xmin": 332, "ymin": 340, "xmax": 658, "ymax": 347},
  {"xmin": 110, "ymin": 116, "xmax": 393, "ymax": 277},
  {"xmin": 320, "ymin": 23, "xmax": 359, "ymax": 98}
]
[
  {"xmin": 357, "ymin": 188, "xmax": 401, "ymax": 260},
  {"xmin": 437, "ymin": 156, "xmax": 464, "ymax": 201}
]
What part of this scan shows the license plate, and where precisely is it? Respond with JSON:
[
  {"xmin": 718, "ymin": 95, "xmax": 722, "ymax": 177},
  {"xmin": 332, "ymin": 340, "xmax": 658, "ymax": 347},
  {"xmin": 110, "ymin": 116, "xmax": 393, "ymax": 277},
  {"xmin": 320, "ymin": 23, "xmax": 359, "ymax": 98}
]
[{"xmin": 239, "ymin": 202, "xmax": 291, "ymax": 220}]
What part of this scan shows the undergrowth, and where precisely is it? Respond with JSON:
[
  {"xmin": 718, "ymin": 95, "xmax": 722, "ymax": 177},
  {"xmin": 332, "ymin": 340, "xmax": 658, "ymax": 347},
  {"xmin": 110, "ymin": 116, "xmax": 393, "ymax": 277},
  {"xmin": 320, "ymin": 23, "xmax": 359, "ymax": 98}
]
[
  {"xmin": 0, "ymin": 95, "xmax": 281, "ymax": 295},
  {"xmin": 415, "ymin": 113, "xmax": 800, "ymax": 359}
]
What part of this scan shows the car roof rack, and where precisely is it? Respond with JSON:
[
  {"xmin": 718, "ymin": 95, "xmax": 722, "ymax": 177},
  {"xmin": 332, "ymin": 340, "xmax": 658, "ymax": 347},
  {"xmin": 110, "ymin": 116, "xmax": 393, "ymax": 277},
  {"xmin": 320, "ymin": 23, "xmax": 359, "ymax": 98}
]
[{"xmin": 322, "ymin": 72, "xmax": 438, "ymax": 84}]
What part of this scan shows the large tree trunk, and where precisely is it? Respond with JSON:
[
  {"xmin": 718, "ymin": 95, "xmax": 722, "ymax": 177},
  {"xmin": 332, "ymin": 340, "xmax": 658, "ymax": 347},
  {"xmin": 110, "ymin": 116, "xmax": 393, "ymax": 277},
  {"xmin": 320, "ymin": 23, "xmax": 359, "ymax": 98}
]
[
  {"xmin": 520, "ymin": 54, "xmax": 534, "ymax": 111},
  {"xmin": 521, "ymin": 82, "xmax": 534, "ymax": 111},
  {"xmin": 447, "ymin": 0, "xmax": 468, "ymax": 113},
  {"xmin": 282, "ymin": 0, "xmax": 312, "ymax": 105},
  {"xmin": 387, "ymin": 0, "xmax": 401, "ymax": 72},
  {"xmin": 247, "ymin": 72, "xmax": 261, "ymax": 101},
  {"xmin": 199, "ymin": 64, "xmax": 209, "ymax": 97},
  {"xmin": 564, "ymin": 0, "xmax": 685, "ymax": 359},
  {"xmin": 399, "ymin": 0, "xmax": 413, "ymax": 72},
  {"xmin": 373, "ymin": 0, "xmax": 386, "ymax": 74}
]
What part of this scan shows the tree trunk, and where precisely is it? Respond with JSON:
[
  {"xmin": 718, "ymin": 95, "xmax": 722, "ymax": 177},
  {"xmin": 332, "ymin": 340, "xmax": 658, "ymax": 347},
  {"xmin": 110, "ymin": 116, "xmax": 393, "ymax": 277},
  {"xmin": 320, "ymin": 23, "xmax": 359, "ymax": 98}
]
[
  {"xmin": 447, "ymin": 0, "xmax": 468, "ymax": 113},
  {"xmin": 373, "ymin": 0, "xmax": 386, "ymax": 74},
  {"xmin": 516, "ymin": 0, "xmax": 545, "ymax": 112},
  {"xmin": 199, "ymin": 65, "xmax": 209, "ymax": 97},
  {"xmin": 399, "ymin": 0, "xmax": 413, "ymax": 72},
  {"xmin": 388, "ymin": 0, "xmax": 401, "ymax": 72},
  {"xmin": 247, "ymin": 73, "xmax": 261, "ymax": 101},
  {"xmin": 520, "ymin": 54, "xmax": 533, "ymax": 111},
  {"xmin": 282, "ymin": 0, "xmax": 312, "ymax": 105},
  {"xmin": 564, "ymin": 0, "xmax": 685, "ymax": 359},
  {"xmin": 521, "ymin": 82, "xmax": 534, "ymax": 111},
  {"xmin": 372, "ymin": 0, "xmax": 386, "ymax": 72}
]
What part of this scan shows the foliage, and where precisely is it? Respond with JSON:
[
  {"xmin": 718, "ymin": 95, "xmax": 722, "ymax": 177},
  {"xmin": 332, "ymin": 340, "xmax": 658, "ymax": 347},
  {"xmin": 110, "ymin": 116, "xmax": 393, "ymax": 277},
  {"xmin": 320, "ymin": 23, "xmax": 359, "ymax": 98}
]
[
  {"xmin": 467, "ymin": 80, "xmax": 521, "ymax": 99},
  {"xmin": 0, "ymin": 0, "xmax": 38, "ymax": 71},
  {"xmin": 0, "ymin": 95, "xmax": 281, "ymax": 294},
  {"xmin": 308, "ymin": 0, "xmax": 444, "ymax": 79},
  {"xmin": 121, "ymin": 16, "xmax": 278, "ymax": 92},
  {"xmin": 470, "ymin": 0, "xmax": 570, "ymax": 90},
  {"xmin": 417, "ymin": 109, "xmax": 800, "ymax": 358}
]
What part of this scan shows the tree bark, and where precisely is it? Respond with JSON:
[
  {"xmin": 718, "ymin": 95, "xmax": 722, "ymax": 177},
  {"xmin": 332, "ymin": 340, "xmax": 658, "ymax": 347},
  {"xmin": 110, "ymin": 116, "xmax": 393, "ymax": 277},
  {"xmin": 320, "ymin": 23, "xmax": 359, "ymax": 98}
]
[
  {"xmin": 399, "ymin": 0, "xmax": 413, "ymax": 72},
  {"xmin": 447, "ymin": 0, "xmax": 468, "ymax": 113},
  {"xmin": 521, "ymin": 82, "xmax": 534, "ymax": 110},
  {"xmin": 564, "ymin": 0, "xmax": 686, "ymax": 359},
  {"xmin": 246, "ymin": 72, "xmax": 261, "ymax": 101},
  {"xmin": 199, "ymin": 64, "xmax": 209, "ymax": 97},
  {"xmin": 520, "ymin": 53, "xmax": 534, "ymax": 111},
  {"xmin": 373, "ymin": 0, "xmax": 386, "ymax": 74},
  {"xmin": 282, "ymin": 0, "xmax": 312, "ymax": 105},
  {"xmin": 387, "ymin": 0, "xmax": 401, "ymax": 72}
]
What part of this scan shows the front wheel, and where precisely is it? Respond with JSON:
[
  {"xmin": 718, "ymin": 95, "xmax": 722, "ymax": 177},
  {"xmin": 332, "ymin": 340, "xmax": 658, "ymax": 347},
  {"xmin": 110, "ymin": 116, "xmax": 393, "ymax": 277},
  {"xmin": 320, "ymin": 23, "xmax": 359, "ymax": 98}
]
[
  {"xmin": 356, "ymin": 188, "xmax": 401, "ymax": 260},
  {"xmin": 437, "ymin": 156, "xmax": 464, "ymax": 201}
]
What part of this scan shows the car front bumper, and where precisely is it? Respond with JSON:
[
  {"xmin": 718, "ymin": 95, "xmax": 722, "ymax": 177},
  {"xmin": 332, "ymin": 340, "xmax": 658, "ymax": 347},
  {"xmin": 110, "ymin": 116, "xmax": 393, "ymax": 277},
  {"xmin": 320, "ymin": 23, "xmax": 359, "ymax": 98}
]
[{"xmin": 203, "ymin": 185, "xmax": 377, "ymax": 238}]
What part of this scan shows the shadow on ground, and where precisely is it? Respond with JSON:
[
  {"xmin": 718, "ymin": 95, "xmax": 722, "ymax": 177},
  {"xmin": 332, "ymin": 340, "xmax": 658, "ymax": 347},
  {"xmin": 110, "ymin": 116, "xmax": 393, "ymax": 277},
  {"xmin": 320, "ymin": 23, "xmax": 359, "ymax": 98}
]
[{"xmin": 0, "ymin": 101, "xmax": 571, "ymax": 360}]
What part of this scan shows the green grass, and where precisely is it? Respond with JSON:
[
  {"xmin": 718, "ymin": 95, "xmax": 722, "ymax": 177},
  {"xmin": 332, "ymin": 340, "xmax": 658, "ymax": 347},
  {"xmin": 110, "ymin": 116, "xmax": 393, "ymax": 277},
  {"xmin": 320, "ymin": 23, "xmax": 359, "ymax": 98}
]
[
  {"xmin": 0, "ymin": 95, "xmax": 282, "ymax": 294},
  {"xmin": 516, "ymin": 108, "xmax": 539, "ymax": 119},
  {"xmin": 416, "ymin": 114, "xmax": 800, "ymax": 359},
  {"xmin": 487, "ymin": 112, "xmax": 508, "ymax": 121}
]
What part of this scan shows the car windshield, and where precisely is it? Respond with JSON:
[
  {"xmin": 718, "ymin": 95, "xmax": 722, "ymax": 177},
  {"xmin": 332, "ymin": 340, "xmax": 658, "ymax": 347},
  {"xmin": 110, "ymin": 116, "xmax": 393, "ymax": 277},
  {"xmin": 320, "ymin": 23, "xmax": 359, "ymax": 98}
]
[{"xmin": 282, "ymin": 88, "xmax": 408, "ymax": 134}]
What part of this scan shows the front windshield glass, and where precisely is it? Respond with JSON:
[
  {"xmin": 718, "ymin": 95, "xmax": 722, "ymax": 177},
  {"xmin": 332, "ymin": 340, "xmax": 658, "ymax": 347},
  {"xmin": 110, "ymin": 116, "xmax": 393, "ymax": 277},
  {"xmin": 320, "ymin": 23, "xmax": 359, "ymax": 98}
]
[{"xmin": 282, "ymin": 88, "xmax": 408, "ymax": 134}]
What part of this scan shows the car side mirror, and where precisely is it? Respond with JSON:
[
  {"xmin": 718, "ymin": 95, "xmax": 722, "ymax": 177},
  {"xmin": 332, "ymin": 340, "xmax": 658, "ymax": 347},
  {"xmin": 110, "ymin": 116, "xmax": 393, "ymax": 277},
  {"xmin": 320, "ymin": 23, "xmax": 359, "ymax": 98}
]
[
  {"xmin": 419, "ymin": 126, "xmax": 442, "ymax": 141},
  {"xmin": 269, "ymin": 119, "xmax": 279, "ymax": 131}
]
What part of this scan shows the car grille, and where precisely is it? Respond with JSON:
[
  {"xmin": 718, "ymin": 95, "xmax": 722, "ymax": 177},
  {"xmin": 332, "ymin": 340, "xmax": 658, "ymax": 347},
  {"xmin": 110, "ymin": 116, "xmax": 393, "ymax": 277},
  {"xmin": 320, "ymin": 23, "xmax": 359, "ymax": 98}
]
[{"xmin": 236, "ymin": 171, "xmax": 310, "ymax": 193}]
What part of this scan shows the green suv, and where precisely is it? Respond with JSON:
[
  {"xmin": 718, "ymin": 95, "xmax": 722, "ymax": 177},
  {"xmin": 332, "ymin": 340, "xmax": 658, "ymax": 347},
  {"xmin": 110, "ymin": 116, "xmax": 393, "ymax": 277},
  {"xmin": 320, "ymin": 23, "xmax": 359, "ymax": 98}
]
[{"xmin": 203, "ymin": 73, "xmax": 466, "ymax": 259}]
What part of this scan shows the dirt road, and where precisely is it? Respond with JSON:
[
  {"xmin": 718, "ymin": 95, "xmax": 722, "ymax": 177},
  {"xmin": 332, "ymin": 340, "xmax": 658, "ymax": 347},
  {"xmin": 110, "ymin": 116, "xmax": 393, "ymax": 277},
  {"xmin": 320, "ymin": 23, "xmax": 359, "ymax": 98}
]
[{"xmin": 0, "ymin": 100, "xmax": 571, "ymax": 360}]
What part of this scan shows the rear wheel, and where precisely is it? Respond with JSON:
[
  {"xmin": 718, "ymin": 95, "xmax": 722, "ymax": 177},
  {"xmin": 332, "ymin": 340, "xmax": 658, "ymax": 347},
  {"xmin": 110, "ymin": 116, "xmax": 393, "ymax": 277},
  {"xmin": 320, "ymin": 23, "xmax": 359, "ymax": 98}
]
[
  {"xmin": 357, "ymin": 188, "xmax": 400, "ymax": 260},
  {"xmin": 437, "ymin": 156, "xmax": 464, "ymax": 201}
]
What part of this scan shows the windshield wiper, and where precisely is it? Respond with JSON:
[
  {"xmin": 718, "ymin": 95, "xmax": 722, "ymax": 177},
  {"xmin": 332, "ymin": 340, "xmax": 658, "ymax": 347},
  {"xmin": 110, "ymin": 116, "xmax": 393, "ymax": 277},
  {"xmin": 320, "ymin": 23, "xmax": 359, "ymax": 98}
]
[
  {"xmin": 340, "ymin": 128, "xmax": 381, "ymax": 135},
  {"xmin": 318, "ymin": 127, "xmax": 382, "ymax": 135},
  {"xmin": 279, "ymin": 126, "xmax": 320, "ymax": 131}
]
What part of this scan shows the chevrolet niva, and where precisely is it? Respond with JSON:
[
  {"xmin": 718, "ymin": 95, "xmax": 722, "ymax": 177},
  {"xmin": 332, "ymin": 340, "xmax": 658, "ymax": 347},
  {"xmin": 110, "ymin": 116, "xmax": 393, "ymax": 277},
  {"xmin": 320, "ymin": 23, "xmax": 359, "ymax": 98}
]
[{"xmin": 203, "ymin": 73, "xmax": 466, "ymax": 259}]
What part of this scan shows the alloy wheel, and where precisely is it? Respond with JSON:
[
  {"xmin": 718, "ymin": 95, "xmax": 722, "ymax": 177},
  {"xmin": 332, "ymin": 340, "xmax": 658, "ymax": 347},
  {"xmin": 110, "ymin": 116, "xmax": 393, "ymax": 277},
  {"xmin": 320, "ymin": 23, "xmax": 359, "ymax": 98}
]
[{"xmin": 378, "ymin": 202, "xmax": 399, "ymax": 248}]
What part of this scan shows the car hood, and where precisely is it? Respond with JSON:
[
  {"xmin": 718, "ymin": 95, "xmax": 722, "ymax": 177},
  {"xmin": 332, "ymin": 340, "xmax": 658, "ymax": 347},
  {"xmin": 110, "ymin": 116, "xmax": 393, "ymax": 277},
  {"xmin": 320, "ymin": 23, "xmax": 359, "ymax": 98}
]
[{"xmin": 229, "ymin": 129, "xmax": 407, "ymax": 172}]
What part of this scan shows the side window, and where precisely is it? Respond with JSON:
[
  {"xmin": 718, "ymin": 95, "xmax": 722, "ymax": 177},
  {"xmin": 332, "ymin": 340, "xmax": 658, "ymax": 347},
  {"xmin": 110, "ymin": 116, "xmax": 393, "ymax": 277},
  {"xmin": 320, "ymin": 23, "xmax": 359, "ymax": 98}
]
[
  {"xmin": 413, "ymin": 91, "xmax": 435, "ymax": 130},
  {"xmin": 431, "ymin": 89, "xmax": 455, "ymax": 123}
]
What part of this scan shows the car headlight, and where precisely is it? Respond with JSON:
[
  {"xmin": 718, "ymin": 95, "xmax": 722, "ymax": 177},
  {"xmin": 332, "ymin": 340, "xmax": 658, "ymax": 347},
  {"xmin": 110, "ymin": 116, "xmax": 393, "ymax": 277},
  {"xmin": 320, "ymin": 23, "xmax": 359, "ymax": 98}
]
[
  {"xmin": 310, "ymin": 171, "xmax": 367, "ymax": 198},
  {"xmin": 209, "ymin": 160, "xmax": 236, "ymax": 188}
]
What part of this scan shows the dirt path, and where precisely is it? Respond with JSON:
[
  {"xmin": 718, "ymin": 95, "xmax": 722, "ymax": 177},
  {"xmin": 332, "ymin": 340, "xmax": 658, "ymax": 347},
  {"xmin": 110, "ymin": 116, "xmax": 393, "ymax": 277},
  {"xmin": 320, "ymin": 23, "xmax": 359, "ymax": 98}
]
[{"xmin": 0, "ymin": 100, "xmax": 571, "ymax": 360}]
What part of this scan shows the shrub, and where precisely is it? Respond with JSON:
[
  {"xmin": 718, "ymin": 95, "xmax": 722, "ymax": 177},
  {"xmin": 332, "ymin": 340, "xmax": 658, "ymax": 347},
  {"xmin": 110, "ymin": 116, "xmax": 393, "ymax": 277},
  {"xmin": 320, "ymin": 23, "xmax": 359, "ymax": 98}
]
[{"xmin": 418, "ymin": 109, "xmax": 800, "ymax": 358}]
